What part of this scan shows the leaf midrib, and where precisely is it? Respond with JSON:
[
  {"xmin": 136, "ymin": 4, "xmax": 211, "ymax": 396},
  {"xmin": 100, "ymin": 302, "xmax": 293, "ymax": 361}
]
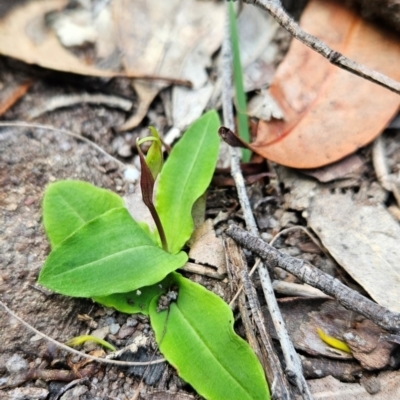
[
  {"xmin": 160, "ymin": 116, "xmax": 214, "ymax": 249},
  {"xmin": 58, "ymin": 191, "xmax": 87, "ymax": 225},
  {"xmin": 171, "ymin": 304, "xmax": 257, "ymax": 399},
  {"xmin": 50, "ymin": 244, "xmax": 158, "ymax": 278}
]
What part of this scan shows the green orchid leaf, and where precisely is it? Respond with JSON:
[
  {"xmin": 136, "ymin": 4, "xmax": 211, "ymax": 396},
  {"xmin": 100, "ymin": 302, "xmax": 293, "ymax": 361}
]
[
  {"xmin": 94, "ymin": 275, "xmax": 174, "ymax": 316},
  {"xmin": 149, "ymin": 273, "xmax": 270, "ymax": 400},
  {"xmin": 155, "ymin": 110, "xmax": 220, "ymax": 254},
  {"xmin": 38, "ymin": 208, "xmax": 188, "ymax": 297},
  {"xmin": 43, "ymin": 180, "xmax": 123, "ymax": 247}
]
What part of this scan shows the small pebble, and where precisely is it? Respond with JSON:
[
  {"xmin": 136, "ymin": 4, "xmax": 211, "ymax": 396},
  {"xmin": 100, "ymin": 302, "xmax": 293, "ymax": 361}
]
[
  {"xmin": 118, "ymin": 325, "xmax": 135, "ymax": 339},
  {"xmin": 6, "ymin": 387, "xmax": 48, "ymax": 400},
  {"xmin": 91, "ymin": 326, "xmax": 110, "ymax": 340},
  {"xmin": 110, "ymin": 323, "xmax": 121, "ymax": 335},
  {"xmin": 105, "ymin": 317, "xmax": 116, "ymax": 325},
  {"xmin": 280, "ymin": 211, "xmax": 298, "ymax": 227},
  {"xmin": 268, "ymin": 217, "xmax": 279, "ymax": 229},
  {"xmin": 6, "ymin": 354, "xmax": 28, "ymax": 373},
  {"xmin": 59, "ymin": 141, "xmax": 72, "ymax": 152},
  {"xmin": 118, "ymin": 144, "xmax": 132, "ymax": 158},
  {"xmin": 112, "ymin": 136, "xmax": 125, "ymax": 151},
  {"xmin": 361, "ymin": 376, "xmax": 381, "ymax": 394},
  {"xmin": 126, "ymin": 317, "xmax": 138, "ymax": 327},
  {"xmin": 60, "ymin": 385, "xmax": 88, "ymax": 400},
  {"xmin": 124, "ymin": 166, "xmax": 140, "ymax": 182},
  {"xmin": 261, "ymin": 232, "xmax": 273, "ymax": 242}
]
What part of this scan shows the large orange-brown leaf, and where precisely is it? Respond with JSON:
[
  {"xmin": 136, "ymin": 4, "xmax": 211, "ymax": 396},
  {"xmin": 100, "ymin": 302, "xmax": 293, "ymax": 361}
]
[{"xmin": 251, "ymin": 0, "xmax": 400, "ymax": 169}]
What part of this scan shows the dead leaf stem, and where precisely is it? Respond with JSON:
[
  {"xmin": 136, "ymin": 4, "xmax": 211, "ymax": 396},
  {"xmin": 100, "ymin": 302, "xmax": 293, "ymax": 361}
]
[
  {"xmin": 245, "ymin": 0, "xmax": 400, "ymax": 95},
  {"xmin": 221, "ymin": 11, "xmax": 312, "ymax": 400},
  {"xmin": 226, "ymin": 225, "xmax": 400, "ymax": 334}
]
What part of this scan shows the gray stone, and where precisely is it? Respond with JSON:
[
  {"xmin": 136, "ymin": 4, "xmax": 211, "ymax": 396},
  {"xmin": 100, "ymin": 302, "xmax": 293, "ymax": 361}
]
[{"xmin": 5, "ymin": 354, "xmax": 28, "ymax": 373}]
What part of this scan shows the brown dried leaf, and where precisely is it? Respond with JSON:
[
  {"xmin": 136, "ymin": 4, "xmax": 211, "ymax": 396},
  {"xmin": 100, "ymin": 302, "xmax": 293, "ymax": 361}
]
[
  {"xmin": 264, "ymin": 298, "xmax": 353, "ymax": 360},
  {"xmin": 250, "ymin": 0, "xmax": 400, "ymax": 168},
  {"xmin": 188, "ymin": 219, "xmax": 226, "ymax": 276},
  {"xmin": 264, "ymin": 297, "xmax": 394, "ymax": 369},
  {"xmin": 344, "ymin": 319, "xmax": 395, "ymax": 370},
  {"xmin": 0, "ymin": 0, "xmax": 220, "ymax": 87},
  {"xmin": 308, "ymin": 191, "xmax": 400, "ymax": 312},
  {"xmin": 114, "ymin": 0, "xmax": 224, "ymax": 130},
  {"xmin": 302, "ymin": 371, "xmax": 400, "ymax": 400},
  {"xmin": 300, "ymin": 154, "xmax": 365, "ymax": 183},
  {"xmin": 0, "ymin": 0, "xmax": 121, "ymax": 78}
]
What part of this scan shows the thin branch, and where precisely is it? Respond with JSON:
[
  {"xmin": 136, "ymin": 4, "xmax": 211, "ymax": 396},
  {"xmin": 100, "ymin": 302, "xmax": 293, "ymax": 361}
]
[
  {"xmin": 229, "ymin": 226, "xmax": 327, "ymax": 307},
  {"xmin": 27, "ymin": 93, "xmax": 133, "ymax": 120},
  {"xmin": 0, "ymin": 121, "xmax": 126, "ymax": 170},
  {"xmin": 221, "ymin": 10, "xmax": 313, "ymax": 399},
  {"xmin": 228, "ymin": 258, "xmax": 261, "ymax": 308},
  {"xmin": 0, "ymin": 301, "xmax": 166, "ymax": 367},
  {"xmin": 269, "ymin": 226, "xmax": 322, "ymax": 249},
  {"xmin": 226, "ymin": 226, "xmax": 400, "ymax": 333},
  {"xmin": 272, "ymin": 281, "xmax": 332, "ymax": 299},
  {"xmin": 245, "ymin": 0, "xmax": 400, "ymax": 95}
]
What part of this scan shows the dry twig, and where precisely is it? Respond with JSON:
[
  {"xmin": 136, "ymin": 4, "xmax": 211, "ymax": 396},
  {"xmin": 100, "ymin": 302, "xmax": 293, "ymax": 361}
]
[
  {"xmin": 245, "ymin": 0, "xmax": 400, "ymax": 95},
  {"xmin": 226, "ymin": 225, "xmax": 400, "ymax": 333},
  {"xmin": 27, "ymin": 93, "xmax": 133, "ymax": 120},
  {"xmin": 221, "ymin": 11, "xmax": 312, "ymax": 399}
]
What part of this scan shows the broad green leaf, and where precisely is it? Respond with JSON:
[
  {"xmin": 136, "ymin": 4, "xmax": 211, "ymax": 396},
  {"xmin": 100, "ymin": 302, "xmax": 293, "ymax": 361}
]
[
  {"xmin": 228, "ymin": 2, "xmax": 251, "ymax": 162},
  {"xmin": 43, "ymin": 180, "xmax": 123, "ymax": 247},
  {"xmin": 150, "ymin": 273, "xmax": 270, "ymax": 400},
  {"xmin": 94, "ymin": 275, "xmax": 174, "ymax": 315},
  {"xmin": 38, "ymin": 208, "xmax": 188, "ymax": 297},
  {"xmin": 155, "ymin": 111, "xmax": 220, "ymax": 254}
]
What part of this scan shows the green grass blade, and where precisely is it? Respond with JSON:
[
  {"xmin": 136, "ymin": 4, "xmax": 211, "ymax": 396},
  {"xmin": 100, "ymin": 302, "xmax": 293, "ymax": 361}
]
[
  {"xmin": 150, "ymin": 273, "xmax": 270, "ymax": 400},
  {"xmin": 39, "ymin": 208, "xmax": 188, "ymax": 297},
  {"xmin": 43, "ymin": 180, "xmax": 124, "ymax": 248},
  {"xmin": 228, "ymin": 2, "xmax": 251, "ymax": 162},
  {"xmin": 155, "ymin": 111, "xmax": 220, "ymax": 254}
]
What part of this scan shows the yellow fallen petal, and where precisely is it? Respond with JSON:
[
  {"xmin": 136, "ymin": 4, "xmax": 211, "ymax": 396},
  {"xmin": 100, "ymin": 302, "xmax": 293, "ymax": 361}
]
[
  {"xmin": 65, "ymin": 335, "xmax": 116, "ymax": 351},
  {"xmin": 317, "ymin": 328, "xmax": 351, "ymax": 354}
]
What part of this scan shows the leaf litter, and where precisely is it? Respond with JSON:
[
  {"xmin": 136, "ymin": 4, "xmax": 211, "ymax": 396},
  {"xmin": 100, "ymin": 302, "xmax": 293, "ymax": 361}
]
[
  {"xmin": 279, "ymin": 166, "xmax": 400, "ymax": 313},
  {"xmin": 308, "ymin": 190, "xmax": 400, "ymax": 313},
  {"xmin": 249, "ymin": 0, "xmax": 400, "ymax": 168}
]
